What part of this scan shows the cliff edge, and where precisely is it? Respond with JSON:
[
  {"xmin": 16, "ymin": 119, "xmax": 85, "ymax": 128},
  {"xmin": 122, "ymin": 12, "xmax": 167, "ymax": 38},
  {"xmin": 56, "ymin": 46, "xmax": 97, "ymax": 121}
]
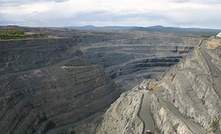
[
  {"xmin": 94, "ymin": 38, "xmax": 221, "ymax": 134},
  {"xmin": 0, "ymin": 38, "xmax": 120, "ymax": 134},
  {"xmin": 140, "ymin": 38, "xmax": 220, "ymax": 134}
]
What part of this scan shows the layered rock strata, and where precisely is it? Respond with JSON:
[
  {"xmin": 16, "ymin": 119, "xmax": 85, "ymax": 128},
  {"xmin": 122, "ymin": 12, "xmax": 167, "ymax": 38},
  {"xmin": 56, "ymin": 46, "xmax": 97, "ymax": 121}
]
[
  {"xmin": 0, "ymin": 38, "xmax": 120, "ymax": 134},
  {"xmin": 80, "ymin": 36, "xmax": 201, "ymax": 90},
  {"xmin": 0, "ymin": 38, "xmax": 83, "ymax": 75},
  {"xmin": 155, "ymin": 39, "xmax": 221, "ymax": 133},
  {"xmin": 0, "ymin": 26, "xmax": 202, "ymax": 91}
]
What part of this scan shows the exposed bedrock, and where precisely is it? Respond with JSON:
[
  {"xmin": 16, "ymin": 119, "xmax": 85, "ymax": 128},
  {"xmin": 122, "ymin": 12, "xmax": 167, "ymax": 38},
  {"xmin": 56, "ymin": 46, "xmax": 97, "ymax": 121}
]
[
  {"xmin": 2, "ymin": 27, "xmax": 201, "ymax": 90},
  {"xmin": 0, "ymin": 38, "xmax": 83, "ymax": 75},
  {"xmin": 0, "ymin": 38, "xmax": 120, "ymax": 134},
  {"xmin": 78, "ymin": 35, "xmax": 201, "ymax": 90},
  {"xmin": 95, "ymin": 89, "xmax": 143, "ymax": 134},
  {"xmin": 151, "ymin": 93, "xmax": 194, "ymax": 134},
  {"xmin": 157, "ymin": 42, "xmax": 221, "ymax": 133},
  {"xmin": 107, "ymin": 57, "xmax": 180, "ymax": 79}
]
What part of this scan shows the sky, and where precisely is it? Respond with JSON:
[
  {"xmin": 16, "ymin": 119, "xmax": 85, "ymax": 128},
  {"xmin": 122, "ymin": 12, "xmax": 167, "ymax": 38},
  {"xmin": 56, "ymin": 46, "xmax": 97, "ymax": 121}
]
[{"xmin": 0, "ymin": 0, "xmax": 221, "ymax": 29}]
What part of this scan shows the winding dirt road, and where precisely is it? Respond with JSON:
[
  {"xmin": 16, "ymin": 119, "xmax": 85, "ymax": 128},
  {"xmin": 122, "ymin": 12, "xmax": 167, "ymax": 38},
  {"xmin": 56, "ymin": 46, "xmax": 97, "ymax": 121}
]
[
  {"xmin": 139, "ymin": 91, "xmax": 155, "ymax": 134},
  {"xmin": 199, "ymin": 40, "xmax": 221, "ymax": 99},
  {"xmin": 137, "ymin": 39, "xmax": 220, "ymax": 134},
  {"xmin": 138, "ymin": 88, "xmax": 206, "ymax": 134},
  {"xmin": 155, "ymin": 92, "xmax": 207, "ymax": 134}
]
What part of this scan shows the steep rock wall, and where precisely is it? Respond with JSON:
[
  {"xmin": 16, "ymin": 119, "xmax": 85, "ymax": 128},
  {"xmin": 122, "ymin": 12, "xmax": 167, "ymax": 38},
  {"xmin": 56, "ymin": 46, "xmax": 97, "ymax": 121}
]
[
  {"xmin": 95, "ymin": 89, "xmax": 143, "ymax": 134},
  {"xmin": 1, "ymin": 27, "xmax": 201, "ymax": 91},
  {"xmin": 0, "ymin": 38, "xmax": 120, "ymax": 134},
  {"xmin": 159, "ymin": 43, "xmax": 221, "ymax": 133},
  {"xmin": 80, "ymin": 35, "xmax": 200, "ymax": 90},
  {"xmin": 151, "ymin": 94, "xmax": 193, "ymax": 134},
  {"xmin": 0, "ymin": 38, "xmax": 83, "ymax": 75}
]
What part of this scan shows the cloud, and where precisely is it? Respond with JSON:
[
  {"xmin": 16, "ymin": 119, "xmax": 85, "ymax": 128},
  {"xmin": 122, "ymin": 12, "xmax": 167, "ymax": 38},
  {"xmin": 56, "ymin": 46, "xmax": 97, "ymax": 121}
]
[
  {"xmin": 168, "ymin": 0, "xmax": 191, "ymax": 3},
  {"xmin": 0, "ymin": 0, "xmax": 221, "ymax": 28},
  {"xmin": 1, "ymin": 0, "xmax": 69, "ymax": 3},
  {"xmin": 168, "ymin": 0, "xmax": 221, "ymax": 4},
  {"xmin": 0, "ymin": 0, "xmax": 68, "ymax": 7},
  {"xmin": 196, "ymin": 0, "xmax": 221, "ymax": 4}
]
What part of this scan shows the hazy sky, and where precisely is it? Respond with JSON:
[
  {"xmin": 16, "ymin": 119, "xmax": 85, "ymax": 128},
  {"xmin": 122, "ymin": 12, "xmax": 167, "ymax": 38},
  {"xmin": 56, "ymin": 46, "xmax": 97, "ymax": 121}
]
[{"xmin": 0, "ymin": 0, "xmax": 221, "ymax": 28}]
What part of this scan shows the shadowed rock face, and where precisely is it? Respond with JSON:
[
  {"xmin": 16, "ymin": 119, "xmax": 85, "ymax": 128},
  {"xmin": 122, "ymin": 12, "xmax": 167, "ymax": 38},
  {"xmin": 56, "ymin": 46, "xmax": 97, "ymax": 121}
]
[
  {"xmin": 78, "ymin": 35, "xmax": 201, "ymax": 90},
  {"xmin": 0, "ymin": 38, "xmax": 83, "ymax": 75},
  {"xmin": 0, "ymin": 38, "xmax": 120, "ymax": 134},
  {"xmin": 1, "ymin": 26, "xmax": 201, "ymax": 90}
]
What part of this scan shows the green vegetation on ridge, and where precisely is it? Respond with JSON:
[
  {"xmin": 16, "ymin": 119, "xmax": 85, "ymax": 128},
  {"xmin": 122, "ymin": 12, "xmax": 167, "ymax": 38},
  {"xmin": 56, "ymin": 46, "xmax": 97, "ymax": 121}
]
[
  {"xmin": 0, "ymin": 30, "xmax": 45, "ymax": 40},
  {"xmin": 0, "ymin": 30, "xmax": 28, "ymax": 40}
]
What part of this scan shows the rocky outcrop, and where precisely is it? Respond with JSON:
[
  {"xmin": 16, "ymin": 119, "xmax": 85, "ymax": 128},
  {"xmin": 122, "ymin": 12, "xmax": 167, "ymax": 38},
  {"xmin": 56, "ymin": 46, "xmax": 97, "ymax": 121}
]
[
  {"xmin": 151, "ymin": 94, "xmax": 193, "ymax": 134},
  {"xmin": 156, "ymin": 39, "xmax": 221, "ymax": 133},
  {"xmin": 95, "ymin": 89, "xmax": 143, "ymax": 134},
  {"xmin": 0, "ymin": 38, "xmax": 120, "ymax": 134}
]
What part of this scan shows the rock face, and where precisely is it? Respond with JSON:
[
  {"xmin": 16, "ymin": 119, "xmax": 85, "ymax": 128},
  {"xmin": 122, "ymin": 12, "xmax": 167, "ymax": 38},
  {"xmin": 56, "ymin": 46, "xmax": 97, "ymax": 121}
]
[
  {"xmin": 155, "ymin": 39, "xmax": 221, "ymax": 133},
  {"xmin": 216, "ymin": 32, "xmax": 221, "ymax": 38},
  {"xmin": 151, "ymin": 94, "xmax": 193, "ymax": 134},
  {"xmin": 78, "ymin": 35, "xmax": 201, "ymax": 90},
  {"xmin": 1, "ymin": 26, "xmax": 201, "ymax": 91},
  {"xmin": 0, "ymin": 38, "xmax": 82, "ymax": 75},
  {"xmin": 96, "ymin": 89, "xmax": 143, "ymax": 134},
  {"xmin": 0, "ymin": 38, "xmax": 120, "ymax": 134},
  {"xmin": 2, "ymin": 26, "xmax": 214, "ymax": 134},
  {"xmin": 94, "ymin": 38, "xmax": 221, "ymax": 134}
]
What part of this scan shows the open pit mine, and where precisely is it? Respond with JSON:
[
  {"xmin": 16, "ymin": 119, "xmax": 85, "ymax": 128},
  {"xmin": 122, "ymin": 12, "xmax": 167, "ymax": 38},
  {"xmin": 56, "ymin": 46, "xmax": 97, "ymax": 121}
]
[{"xmin": 0, "ymin": 26, "xmax": 221, "ymax": 134}]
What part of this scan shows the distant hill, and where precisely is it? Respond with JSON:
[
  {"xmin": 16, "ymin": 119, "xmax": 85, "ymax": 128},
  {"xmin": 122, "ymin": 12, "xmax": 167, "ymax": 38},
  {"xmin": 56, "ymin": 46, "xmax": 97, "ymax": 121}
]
[
  {"xmin": 130, "ymin": 25, "xmax": 221, "ymax": 37},
  {"xmin": 63, "ymin": 25, "xmax": 136, "ymax": 30},
  {"xmin": 63, "ymin": 25, "xmax": 221, "ymax": 37},
  {"xmin": 103, "ymin": 26, "xmax": 137, "ymax": 29},
  {"xmin": 63, "ymin": 25, "xmax": 96, "ymax": 29}
]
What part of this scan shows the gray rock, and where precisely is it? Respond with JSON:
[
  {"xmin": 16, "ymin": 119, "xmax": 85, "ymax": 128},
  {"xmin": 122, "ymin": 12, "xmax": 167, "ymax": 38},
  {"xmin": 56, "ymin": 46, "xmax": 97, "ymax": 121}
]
[
  {"xmin": 151, "ymin": 94, "xmax": 193, "ymax": 134},
  {"xmin": 159, "ymin": 41, "xmax": 221, "ymax": 133},
  {"xmin": 0, "ymin": 38, "xmax": 121, "ymax": 133},
  {"xmin": 96, "ymin": 90, "xmax": 143, "ymax": 134}
]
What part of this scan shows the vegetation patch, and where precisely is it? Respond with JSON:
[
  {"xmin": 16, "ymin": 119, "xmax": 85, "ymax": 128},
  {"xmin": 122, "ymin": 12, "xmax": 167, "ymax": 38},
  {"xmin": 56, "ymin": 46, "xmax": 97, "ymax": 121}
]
[{"xmin": 0, "ymin": 30, "xmax": 45, "ymax": 40}]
